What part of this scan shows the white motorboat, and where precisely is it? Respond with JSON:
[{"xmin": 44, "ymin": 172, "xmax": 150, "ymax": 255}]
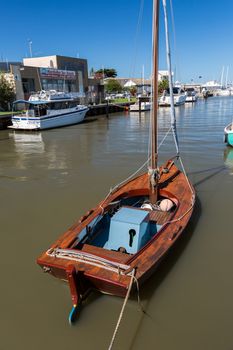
[
  {"xmin": 185, "ymin": 88, "xmax": 198, "ymax": 102},
  {"xmin": 214, "ymin": 89, "xmax": 231, "ymax": 96},
  {"xmin": 159, "ymin": 87, "xmax": 186, "ymax": 106},
  {"xmin": 9, "ymin": 90, "xmax": 88, "ymax": 130},
  {"xmin": 130, "ymin": 101, "xmax": 151, "ymax": 111}
]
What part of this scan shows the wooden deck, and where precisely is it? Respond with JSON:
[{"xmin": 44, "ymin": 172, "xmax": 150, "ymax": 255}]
[
  {"xmin": 81, "ymin": 244, "xmax": 130, "ymax": 263},
  {"xmin": 149, "ymin": 209, "xmax": 172, "ymax": 224}
]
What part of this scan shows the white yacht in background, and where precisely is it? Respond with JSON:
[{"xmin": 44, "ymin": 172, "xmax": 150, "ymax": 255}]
[
  {"xmin": 159, "ymin": 87, "xmax": 186, "ymax": 106},
  {"xmin": 130, "ymin": 100, "xmax": 151, "ymax": 111},
  {"xmin": 185, "ymin": 88, "xmax": 198, "ymax": 102},
  {"xmin": 214, "ymin": 88, "xmax": 231, "ymax": 96},
  {"xmin": 215, "ymin": 66, "xmax": 231, "ymax": 96},
  {"xmin": 9, "ymin": 90, "xmax": 88, "ymax": 130}
]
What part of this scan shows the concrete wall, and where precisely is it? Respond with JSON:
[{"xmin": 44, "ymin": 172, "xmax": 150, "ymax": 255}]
[{"xmin": 10, "ymin": 66, "xmax": 24, "ymax": 100}]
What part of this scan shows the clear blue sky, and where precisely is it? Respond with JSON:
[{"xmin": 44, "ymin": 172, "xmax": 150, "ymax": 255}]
[{"xmin": 1, "ymin": 0, "xmax": 233, "ymax": 83}]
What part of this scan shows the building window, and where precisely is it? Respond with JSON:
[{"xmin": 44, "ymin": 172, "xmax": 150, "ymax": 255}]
[
  {"xmin": 22, "ymin": 78, "xmax": 35, "ymax": 93},
  {"xmin": 41, "ymin": 78, "xmax": 76, "ymax": 92}
]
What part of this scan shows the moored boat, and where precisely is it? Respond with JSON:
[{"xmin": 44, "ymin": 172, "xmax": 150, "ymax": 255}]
[
  {"xmin": 185, "ymin": 88, "xmax": 198, "ymax": 102},
  {"xmin": 37, "ymin": 0, "xmax": 195, "ymax": 324},
  {"xmin": 215, "ymin": 88, "xmax": 231, "ymax": 96},
  {"xmin": 159, "ymin": 86, "xmax": 186, "ymax": 106},
  {"xmin": 224, "ymin": 122, "xmax": 233, "ymax": 146},
  {"xmin": 130, "ymin": 101, "xmax": 151, "ymax": 111},
  {"xmin": 9, "ymin": 90, "xmax": 88, "ymax": 130}
]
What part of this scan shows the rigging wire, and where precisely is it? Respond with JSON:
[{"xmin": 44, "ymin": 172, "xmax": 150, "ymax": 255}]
[
  {"xmin": 162, "ymin": 0, "xmax": 179, "ymax": 156},
  {"xmin": 162, "ymin": 0, "xmax": 195, "ymax": 199},
  {"xmin": 100, "ymin": 0, "xmax": 194, "ymax": 206},
  {"xmin": 169, "ymin": 0, "xmax": 182, "ymax": 83},
  {"xmin": 129, "ymin": 0, "xmax": 145, "ymax": 78}
]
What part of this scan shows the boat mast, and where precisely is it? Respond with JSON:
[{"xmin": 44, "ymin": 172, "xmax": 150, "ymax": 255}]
[
  {"xmin": 220, "ymin": 66, "xmax": 225, "ymax": 88},
  {"xmin": 149, "ymin": 0, "xmax": 159, "ymax": 203},
  {"xmin": 225, "ymin": 66, "xmax": 229, "ymax": 88}
]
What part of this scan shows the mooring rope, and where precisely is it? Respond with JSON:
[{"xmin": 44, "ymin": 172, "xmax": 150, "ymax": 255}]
[
  {"xmin": 108, "ymin": 269, "xmax": 136, "ymax": 350},
  {"xmin": 133, "ymin": 275, "xmax": 145, "ymax": 313}
]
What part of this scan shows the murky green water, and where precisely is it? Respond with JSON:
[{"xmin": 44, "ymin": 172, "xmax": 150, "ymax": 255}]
[{"xmin": 1, "ymin": 97, "xmax": 233, "ymax": 350}]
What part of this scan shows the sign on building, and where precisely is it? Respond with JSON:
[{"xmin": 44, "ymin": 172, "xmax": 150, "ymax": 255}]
[{"xmin": 40, "ymin": 68, "xmax": 76, "ymax": 80}]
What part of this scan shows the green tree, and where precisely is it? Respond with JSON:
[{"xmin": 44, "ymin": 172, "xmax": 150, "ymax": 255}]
[
  {"xmin": 129, "ymin": 86, "xmax": 137, "ymax": 96},
  {"xmin": 95, "ymin": 68, "xmax": 117, "ymax": 78},
  {"xmin": 105, "ymin": 79, "xmax": 122, "ymax": 93},
  {"xmin": 0, "ymin": 73, "xmax": 15, "ymax": 111},
  {"xmin": 158, "ymin": 78, "xmax": 169, "ymax": 94}
]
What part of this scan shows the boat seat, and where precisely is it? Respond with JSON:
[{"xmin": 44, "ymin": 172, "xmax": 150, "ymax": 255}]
[
  {"xmin": 121, "ymin": 205, "xmax": 172, "ymax": 225},
  {"xmin": 149, "ymin": 210, "xmax": 172, "ymax": 225},
  {"xmin": 81, "ymin": 244, "xmax": 130, "ymax": 263}
]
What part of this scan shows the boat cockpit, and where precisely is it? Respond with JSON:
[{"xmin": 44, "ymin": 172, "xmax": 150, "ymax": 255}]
[{"xmin": 71, "ymin": 194, "xmax": 176, "ymax": 257}]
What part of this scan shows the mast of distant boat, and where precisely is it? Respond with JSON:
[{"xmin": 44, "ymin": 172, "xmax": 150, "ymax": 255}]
[
  {"xmin": 149, "ymin": 0, "xmax": 159, "ymax": 204},
  {"xmin": 142, "ymin": 64, "xmax": 145, "ymax": 94},
  {"xmin": 225, "ymin": 66, "xmax": 229, "ymax": 89},
  {"xmin": 220, "ymin": 66, "xmax": 225, "ymax": 89}
]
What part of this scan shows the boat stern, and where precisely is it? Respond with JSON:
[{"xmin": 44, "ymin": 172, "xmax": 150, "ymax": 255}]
[{"xmin": 9, "ymin": 116, "xmax": 41, "ymax": 130}]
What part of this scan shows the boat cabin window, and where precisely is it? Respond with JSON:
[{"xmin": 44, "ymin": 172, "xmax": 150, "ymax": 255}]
[
  {"xmin": 28, "ymin": 104, "xmax": 48, "ymax": 117},
  {"xmin": 49, "ymin": 101, "xmax": 72, "ymax": 110},
  {"xmin": 49, "ymin": 102, "xmax": 61, "ymax": 110},
  {"xmin": 68, "ymin": 101, "xmax": 78, "ymax": 108},
  {"xmin": 166, "ymin": 87, "xmax": 180, "ymax": 94}
]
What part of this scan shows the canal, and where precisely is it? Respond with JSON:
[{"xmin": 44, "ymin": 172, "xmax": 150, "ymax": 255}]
[{"xmin": 0, "ymin": 96, "xmax": 233, "ymax": 350}]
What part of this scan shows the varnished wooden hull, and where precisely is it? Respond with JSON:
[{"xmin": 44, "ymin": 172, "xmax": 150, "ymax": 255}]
[{"xmin": 37, "ymin": 160, "xmax": 195, "ymax": 302}]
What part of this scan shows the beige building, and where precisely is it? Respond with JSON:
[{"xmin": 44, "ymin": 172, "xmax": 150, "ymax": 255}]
[
  {"xmin": 1, "ymin": 55, "xmax": 89, "ymax": 101},
  {"xmin": 23, "ymin": 55, "xmax": 88, "ymax": 95}
]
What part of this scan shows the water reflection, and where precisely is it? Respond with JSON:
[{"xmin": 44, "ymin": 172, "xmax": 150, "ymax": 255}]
[
  {"xmin": 224, "ymin": 146, "xmax": 233, "ymax": 174},
  {"xmin": 9, "ymin": 130, "xmax": 69, "ymax": 172},
  {"xmin": 10, "ymin": 131, "xmax": 45, "ymax": 154}
]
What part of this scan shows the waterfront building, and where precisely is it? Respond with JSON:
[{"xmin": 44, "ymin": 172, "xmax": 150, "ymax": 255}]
[
  {"xmin": 114, "ymin": 71, "xmax": 172, "ymax": 95},
  {"xmin": 0, "ymin": 55, "xmax": 91, "ymax": 102},
  {"xmin": 158, "ymin": 70, "xmax": 171, "ymax": 81}
]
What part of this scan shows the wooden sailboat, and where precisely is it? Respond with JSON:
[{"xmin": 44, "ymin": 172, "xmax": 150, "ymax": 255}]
[{"xmin": 37, "ymin": 0, "xmax": 195, "ymax": 323}]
